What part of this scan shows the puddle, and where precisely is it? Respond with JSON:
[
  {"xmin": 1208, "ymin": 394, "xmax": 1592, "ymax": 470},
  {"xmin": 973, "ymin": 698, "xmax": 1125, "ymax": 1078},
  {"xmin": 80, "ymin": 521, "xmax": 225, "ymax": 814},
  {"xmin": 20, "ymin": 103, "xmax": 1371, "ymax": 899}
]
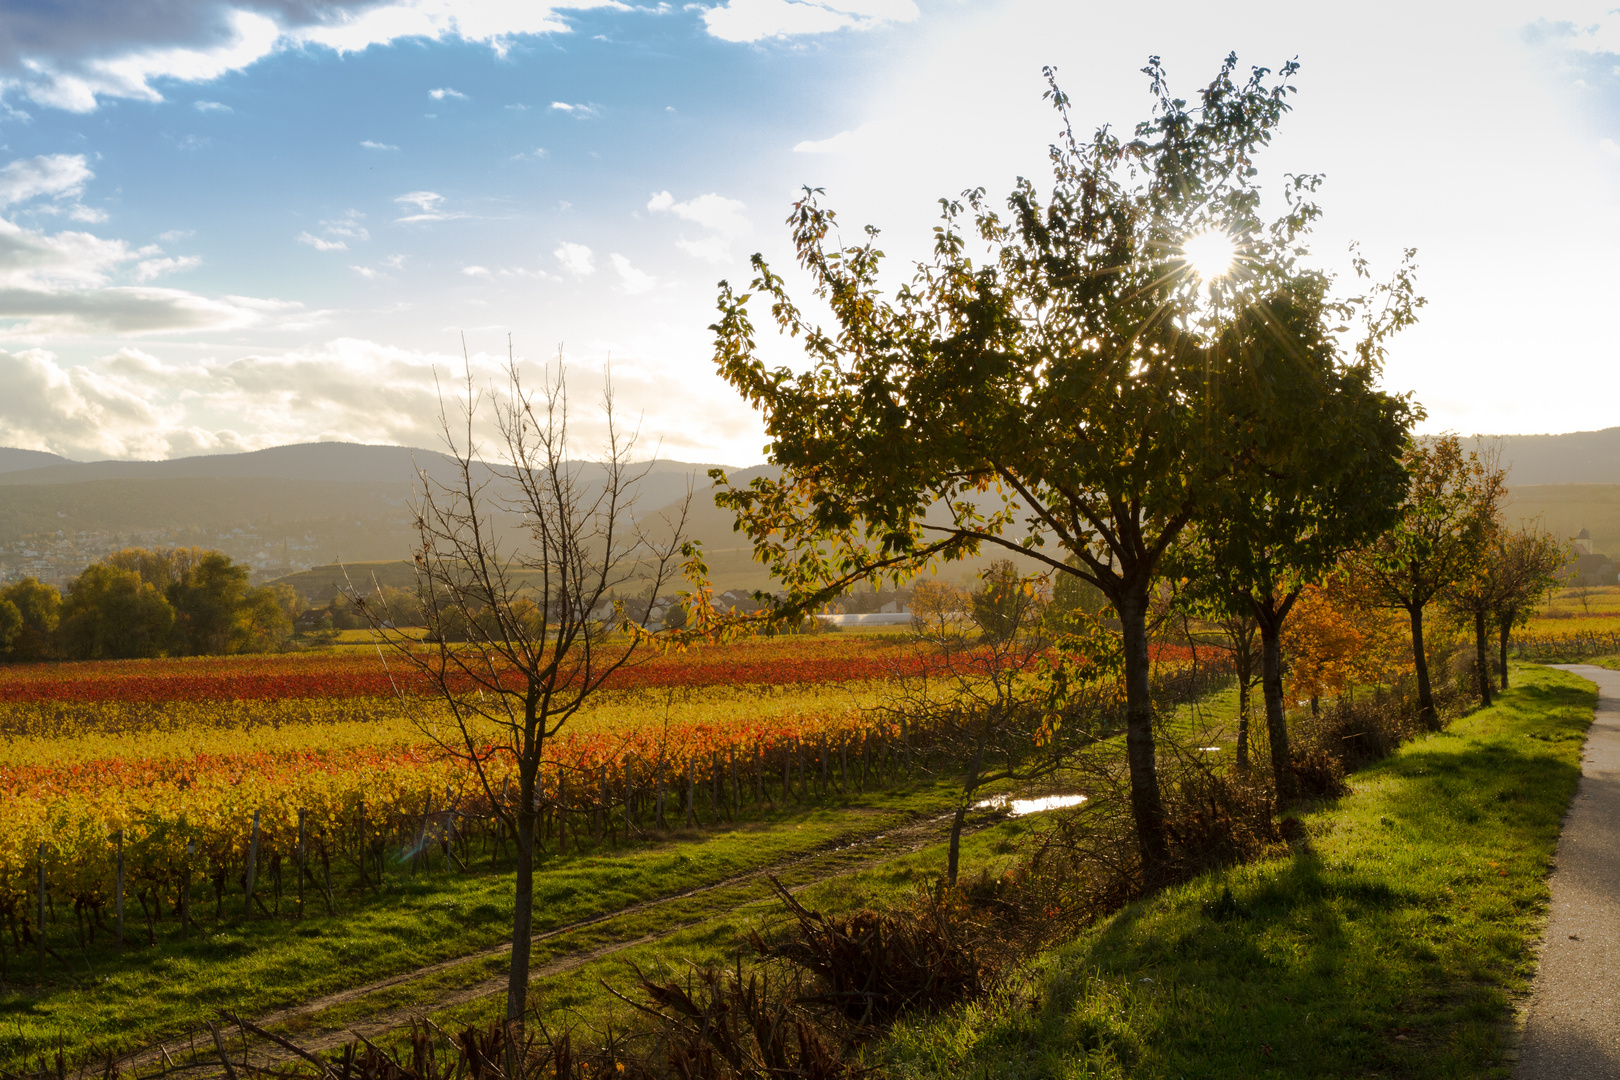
[{"xmin": 975, "ymin": 793, "xmax": 1088, "ymax": 817}]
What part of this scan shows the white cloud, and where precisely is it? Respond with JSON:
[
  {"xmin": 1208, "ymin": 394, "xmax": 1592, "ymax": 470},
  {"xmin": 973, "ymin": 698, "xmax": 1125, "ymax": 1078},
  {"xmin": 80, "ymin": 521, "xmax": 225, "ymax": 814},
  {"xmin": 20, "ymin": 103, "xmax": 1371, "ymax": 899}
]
[
  {"xmin": 792, "ymin": 122, "xmax": 877, "ymax": 154},
  {"xmin": 134, "ymin": 255, "xmax": 201, "ymax": 281},
  {"xmin": 394, "ymin": 190, "xmax": 466, "ymax": 223},
  {"xmin": 360, "ymin": 139, "xmax": 399, "ymax": 151},
  {"xmin": 396, "ymin": 191, "xmax": 444, "ymax": 213},
  {"xmin": 675, "ymin": 235, "xmax": 734, "ymax": 263},
  {"xmin": 0, "ymin": 335, "xmax": 768, "ymax": 464},
  {"xmin": 428, "ymin": 87, "xmax": 468, "ymax": 100},
  {"xmin": 550, "ymin": 101, "xmax": 600, "ymax": 117},
  {"xmin": 0, "ymin": 286, "xmax": 270, "ymax": 338},
  {"xmin": 1603, "ymin": 138, "xmax": 1620, "ymax": 158},
  {"xmin": 193, "ymin": 99, "xmax": 232, "ymax": 113},
  {"xmin": 647, "ymin": 190, "xmax": 752, "ymax": 262},
  {"xmin": 0, "ymin": 205, "xmax": 282, "ymax": 339},
  {"xmin": 702, "ymin": 0, "xmax": 918, "ymax": 43},
  {"xmin": 297, "ymin": 232, "xmax": 348, "ymax": 252},
  {"xmin": 3, "ymin": 3, "xmax": 640, "ymax": 113},
  {"xmin": 0, "ymin": 154, "xmax": 93, "ymax": 207},
  {"xmin": 554, "ymin": 241, "xmax": 594, "ymax": 277},
  {"xmin": 18, "ymin": 10, "xmax": 284, "ymax": 113},
  {"xmin": 462, "ymin": 265, "xmax": 491, "ymax": 277},
  {"xmin": 610, "ymin": 253, "xmax": 655, "ymax": 294}
]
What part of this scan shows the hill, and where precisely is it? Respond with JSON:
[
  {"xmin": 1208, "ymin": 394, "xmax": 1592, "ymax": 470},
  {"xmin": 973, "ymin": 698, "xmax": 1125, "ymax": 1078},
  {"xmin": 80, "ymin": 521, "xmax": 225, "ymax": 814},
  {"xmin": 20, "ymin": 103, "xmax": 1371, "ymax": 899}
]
[
  {"xmin": 1502, "ymin": 483, "xmax": 1620, "ymax": 560},
  {"xmin": 1489, "ymin": 427, "xmax": 1620, "ymax": 486},
  {"xmin": 0, "ymin": 448, "xmax": 74, "ymax": 474},
  {"xmin": 0, "ymin": 442, "xmax": 752, "ymax": 587},
  {"xmin": 5, "ymin": 427, "xmax": 1616, "ymax": 593}
]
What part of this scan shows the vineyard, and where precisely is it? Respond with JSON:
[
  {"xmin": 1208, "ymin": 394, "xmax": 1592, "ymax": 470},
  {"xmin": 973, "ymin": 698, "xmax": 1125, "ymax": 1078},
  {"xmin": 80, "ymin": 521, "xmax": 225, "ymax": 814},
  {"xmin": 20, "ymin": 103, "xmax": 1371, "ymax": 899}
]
[{"xmin": 0, "ymin": 628, "xmax": 1238, "ymax": 1071}]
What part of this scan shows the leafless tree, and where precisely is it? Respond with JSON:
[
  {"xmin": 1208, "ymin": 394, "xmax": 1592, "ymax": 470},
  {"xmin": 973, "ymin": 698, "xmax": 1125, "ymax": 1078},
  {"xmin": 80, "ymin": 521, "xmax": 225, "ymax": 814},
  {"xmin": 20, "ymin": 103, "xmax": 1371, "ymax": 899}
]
[{"xmin": 354, "ymin": 352, "xmax": 692, "ymax": 1053}]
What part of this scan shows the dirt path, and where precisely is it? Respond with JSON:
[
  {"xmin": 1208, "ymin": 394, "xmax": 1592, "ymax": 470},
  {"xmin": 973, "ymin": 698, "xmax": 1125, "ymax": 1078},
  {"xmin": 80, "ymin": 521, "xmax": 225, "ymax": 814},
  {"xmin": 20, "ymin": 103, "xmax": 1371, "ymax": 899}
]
[
  {"xmin": 120, "ymin": 805, "xmax": 985, "ymax": 1075},
  {"xmin": 1516, "ymin": 664, "xmax": 1620, "ymax": 1078}
]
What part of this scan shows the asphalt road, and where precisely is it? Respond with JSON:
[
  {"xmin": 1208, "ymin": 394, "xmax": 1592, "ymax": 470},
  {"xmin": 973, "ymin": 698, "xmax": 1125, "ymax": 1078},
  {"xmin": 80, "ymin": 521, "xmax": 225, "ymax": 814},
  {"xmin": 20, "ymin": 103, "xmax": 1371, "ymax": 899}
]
[{"xmin": 1517, "ymin": 664, "xmax": 1620, "ymax": 1079}]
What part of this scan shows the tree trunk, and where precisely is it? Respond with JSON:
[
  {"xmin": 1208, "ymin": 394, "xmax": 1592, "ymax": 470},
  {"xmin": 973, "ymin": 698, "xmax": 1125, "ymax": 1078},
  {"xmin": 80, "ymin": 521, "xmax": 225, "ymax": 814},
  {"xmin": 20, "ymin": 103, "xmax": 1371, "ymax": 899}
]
[
  {"xmin": 1410, "ymin": 604, "xmax": 1436, "ymax": 728},
  {"xmin": 946, "ymin": 803, "xmax": 968, "ymax": 887},
  {"xmin": 1118, "ymin": 595, "xmax": 1168, "ymax": 868},
  {"xmin": 506, "ymin": 761, "xmax": 538, "ymax": 1063},
  {"xmin": 947, "ymin": 742, "xmax": 985, "ymax": 888},
  {"xmin": 1498, "ymin": 613, "xmax": 1513, "ymax": 691},
  {"xmin": 1259, "ymin": 615, "xmax": 1296, "ymax": 805},
  {"xmin": 1473, "ymin": 610, "xmax": 1492, "ymax": 707},
  {"xmin": 1236, "ymin": 676, "xmax": 1251, "ymax": 772}
]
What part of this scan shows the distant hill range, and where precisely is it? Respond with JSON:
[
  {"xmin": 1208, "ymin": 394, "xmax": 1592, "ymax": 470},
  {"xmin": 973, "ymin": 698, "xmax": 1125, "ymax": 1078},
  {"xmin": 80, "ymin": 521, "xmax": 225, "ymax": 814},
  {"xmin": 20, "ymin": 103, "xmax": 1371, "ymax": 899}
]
[
  {"xmin": 1481, "ymin": 427, "xmax": 1620, "ymax": 486},
  {"xmin": 0, "ymin": 427, "xmax": 1615, "ymax": 593},
  {"xmin": 0, "ymin": 448, "xmax": 75, "ymax": 474},
  {"xmin": 0, "ymin": 442, "xmax": 771, "ymax": 591}
]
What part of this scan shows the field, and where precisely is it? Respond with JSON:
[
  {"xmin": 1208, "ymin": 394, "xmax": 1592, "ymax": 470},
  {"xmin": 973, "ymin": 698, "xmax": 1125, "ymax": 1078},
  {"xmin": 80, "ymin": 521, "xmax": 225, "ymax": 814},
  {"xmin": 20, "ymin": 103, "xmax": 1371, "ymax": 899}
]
[
  {"xmin": 0, "ymin": 631, "xmax": 1192, "ymax": 1070},
  {"xmin": 0, "ymin": 620, "xmax": 1571, "ymax": 1077}
]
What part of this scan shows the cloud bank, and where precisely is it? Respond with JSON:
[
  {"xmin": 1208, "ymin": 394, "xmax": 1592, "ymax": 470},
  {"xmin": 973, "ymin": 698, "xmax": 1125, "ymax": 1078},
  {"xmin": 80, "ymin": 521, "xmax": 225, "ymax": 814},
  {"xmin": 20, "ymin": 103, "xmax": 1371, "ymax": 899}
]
[{"xmin": 0, "ymin": 337, "xmax": 767, "ymax": 464}]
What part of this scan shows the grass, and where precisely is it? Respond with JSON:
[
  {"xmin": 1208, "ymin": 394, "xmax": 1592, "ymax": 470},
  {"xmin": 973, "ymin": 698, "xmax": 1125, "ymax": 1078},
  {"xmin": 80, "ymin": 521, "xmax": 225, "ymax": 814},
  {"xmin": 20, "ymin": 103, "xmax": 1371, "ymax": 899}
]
[
  {"xmin": 389, "ymin": 796, "xmax": 1042, "ymax": 1043},
  {"xmin": 880, "ymin": 663, "xmax": 1595, "ymax": 1079},
  {"xmin": 0, "ymin": 778, "xmax": 972, "ymax": 1071}
]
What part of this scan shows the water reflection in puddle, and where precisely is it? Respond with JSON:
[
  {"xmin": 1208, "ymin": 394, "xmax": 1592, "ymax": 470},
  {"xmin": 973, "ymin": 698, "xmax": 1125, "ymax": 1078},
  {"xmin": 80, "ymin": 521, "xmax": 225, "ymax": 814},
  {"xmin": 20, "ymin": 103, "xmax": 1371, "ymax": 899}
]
[{"xmin": 975, "ymin": 793, "xmax": 1088, "ymax": 817}]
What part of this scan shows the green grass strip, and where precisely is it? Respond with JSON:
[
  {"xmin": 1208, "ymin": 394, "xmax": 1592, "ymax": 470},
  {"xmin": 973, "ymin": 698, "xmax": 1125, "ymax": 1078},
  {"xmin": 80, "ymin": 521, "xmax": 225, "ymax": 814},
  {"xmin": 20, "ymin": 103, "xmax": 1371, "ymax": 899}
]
[{"xmin": 881, "ymin": 663, "xmax": 1595, "ymax": 1079}]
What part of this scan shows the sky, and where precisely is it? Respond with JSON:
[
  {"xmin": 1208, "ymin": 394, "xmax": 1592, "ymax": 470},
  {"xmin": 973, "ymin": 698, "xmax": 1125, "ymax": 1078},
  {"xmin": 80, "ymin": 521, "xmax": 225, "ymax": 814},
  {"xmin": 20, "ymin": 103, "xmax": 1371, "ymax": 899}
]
[{"xmin": 0, "ymin": 0, "xmax": 1616, "ymax": 466}]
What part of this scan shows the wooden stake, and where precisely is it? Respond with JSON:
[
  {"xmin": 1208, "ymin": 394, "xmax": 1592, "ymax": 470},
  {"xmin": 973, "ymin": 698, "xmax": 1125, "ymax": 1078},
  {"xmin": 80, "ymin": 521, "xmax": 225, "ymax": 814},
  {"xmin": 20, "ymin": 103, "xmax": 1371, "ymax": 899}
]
[
  {"xmin": 35, "ymin": 844, "xmax": 45, "ymax": 977},
  {"xmin": 115, "ymin": 831, "xmax": 125, "ymax": 950},
  {"xmin": 243, "ymin": 809, "xmax": 262, "ymax": 918}
]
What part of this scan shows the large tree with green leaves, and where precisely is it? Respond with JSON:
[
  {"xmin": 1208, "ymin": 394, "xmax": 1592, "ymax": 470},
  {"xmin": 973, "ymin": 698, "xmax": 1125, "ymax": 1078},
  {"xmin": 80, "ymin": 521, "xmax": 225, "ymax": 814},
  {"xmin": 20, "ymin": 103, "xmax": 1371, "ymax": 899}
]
[
  {"xmin": 711, "ymin": 56, "xmax": 1411, "ymax": 866},
  {"xmin": 1346, "ymin": 435, "xmax": 1505, "ymax": 725},
  {"xmin": 58, "ymin": 564, "xmax": 175, "ymax": 660},
  {"xmin": 1173, "ymin": 297, "xmax": 1414, "ymax": 803}
]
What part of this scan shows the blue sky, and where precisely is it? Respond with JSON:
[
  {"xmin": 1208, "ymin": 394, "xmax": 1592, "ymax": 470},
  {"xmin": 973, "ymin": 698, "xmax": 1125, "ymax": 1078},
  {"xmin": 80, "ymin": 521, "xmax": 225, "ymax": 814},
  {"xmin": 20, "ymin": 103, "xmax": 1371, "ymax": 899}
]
[{"xmin": 0, "ymin": 0, "xmax": 1616, "ymax": 465}]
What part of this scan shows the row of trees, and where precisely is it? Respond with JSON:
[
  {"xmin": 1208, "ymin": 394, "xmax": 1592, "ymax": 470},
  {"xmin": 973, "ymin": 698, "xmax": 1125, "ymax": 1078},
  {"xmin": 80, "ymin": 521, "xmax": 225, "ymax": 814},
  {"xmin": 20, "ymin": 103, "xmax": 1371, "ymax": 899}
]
[
  {"xmin": 704, "ymin": 57, "xmax": 1565, "ymax": 868},
  {"xmin": 0, "ymin": 547, "xmax": 297, "ymax": 661},
  {"xmin": 336, "ymin": 56, "xmax": 1576, "ymax": 1046}
]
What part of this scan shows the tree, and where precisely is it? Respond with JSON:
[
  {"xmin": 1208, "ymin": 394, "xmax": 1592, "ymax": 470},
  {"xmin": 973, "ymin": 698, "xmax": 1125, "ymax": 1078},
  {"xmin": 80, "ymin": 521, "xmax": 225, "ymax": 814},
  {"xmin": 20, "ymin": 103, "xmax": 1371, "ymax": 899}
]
[
  {"xmin": 1344, "ymin": 436, "xmax": 1505, "ymax": 725},
  {"xmin": 887, "ymin": 569, "xmax": 1113, "ymax": 886},
  {"xmin": 1483, "ymin": 525, "xmax": 1568, "ymax": 690},
  {"xmin": 105, "ymin": 546, "xmax": 292, "ymax": 655},
  {"xmin": 168, "ymin": 551, "xmax": 253, "ymax": 654},
  {"xmin": 712, "ymin": 56, "xmax": 1409, "ymax": 865},
  {"xmin": 1174, "ymin": 589, "xmax": 1260, "ymax": 768},
  {"xmin": 0, "ymin": 598, "xmax": 21, "ymax": 656},
  {"xmin": 910, "ymin": 578, "xmax": 970, "ymax": 644},
  {"xmin": 0, "ymin": 577, "xmax": 60, "ymax": 661},
  {"xmin": 1172, "ymin": 298, "xmax": 1413, "ymax": 802},
  {"xmin": 58, "ymin": 564, "xmax": 175, "ymax": 659},
  {"xmin": 971, "ymin": 559, "xmax": 1035, "ymax": 643},
  {"xmin": 354, "ymin": 359, "xmax": 692, "ymax": 1052},
  {"xmin": 1282, "ymin": 580, "xmax": 1408, "ymax": 705}
]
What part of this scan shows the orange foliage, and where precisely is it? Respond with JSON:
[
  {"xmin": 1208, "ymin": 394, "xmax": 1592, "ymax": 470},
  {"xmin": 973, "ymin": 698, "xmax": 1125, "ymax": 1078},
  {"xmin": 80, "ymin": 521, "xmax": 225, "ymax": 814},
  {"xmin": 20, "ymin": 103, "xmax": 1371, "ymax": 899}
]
[{"xmin": 1284, "ymin": 581, "xmax": 1408, "ymax": 700}]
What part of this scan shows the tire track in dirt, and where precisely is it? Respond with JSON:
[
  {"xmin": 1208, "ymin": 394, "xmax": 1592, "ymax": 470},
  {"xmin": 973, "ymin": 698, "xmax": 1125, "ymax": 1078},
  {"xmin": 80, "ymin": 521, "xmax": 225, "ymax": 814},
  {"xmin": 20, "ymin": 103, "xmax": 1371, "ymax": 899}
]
[{"xmin": 119, "ymin": 806, "xmax": 992, "ymax": 1075}]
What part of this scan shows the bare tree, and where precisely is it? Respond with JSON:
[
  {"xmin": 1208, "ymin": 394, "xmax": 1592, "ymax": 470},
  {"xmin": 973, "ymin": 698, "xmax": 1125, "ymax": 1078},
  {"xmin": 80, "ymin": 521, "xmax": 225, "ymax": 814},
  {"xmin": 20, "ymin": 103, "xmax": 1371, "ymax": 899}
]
[
  {"xmin": 354, "ymin": 353, "xmax": 692, "ymax": 1052},
  {"xmin": 885, "ymin": 572, "xmax": 1114, "ymax": 886}
]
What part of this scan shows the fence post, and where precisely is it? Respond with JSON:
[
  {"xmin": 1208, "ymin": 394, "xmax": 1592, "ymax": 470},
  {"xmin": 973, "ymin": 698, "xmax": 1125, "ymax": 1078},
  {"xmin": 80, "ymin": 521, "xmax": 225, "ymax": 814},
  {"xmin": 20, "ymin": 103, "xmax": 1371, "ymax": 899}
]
[
  {"xmin": 684, "ymin": 759, "xmax": 696, "ymax": 827},
  {"xmin": 296, "ymin": 809, "xmax": 306, "ymax": 917},
  {"xmin": 655, "ymin": 760, "xmax": 668, "ymax": 830},
  {"xmin": 36, "ymin": 844, "xmax": 45, "ymax": 977},
  {"xmin": 115, "ymin": 831, "xmax": 125, "ymax": 950},
  {"xmin": 244, "ymin": 808, "xmax": 262, "ymax": 917},
  {"xmin": 181, "ymin": 839, "xmax": 194, "ymax": 936}
]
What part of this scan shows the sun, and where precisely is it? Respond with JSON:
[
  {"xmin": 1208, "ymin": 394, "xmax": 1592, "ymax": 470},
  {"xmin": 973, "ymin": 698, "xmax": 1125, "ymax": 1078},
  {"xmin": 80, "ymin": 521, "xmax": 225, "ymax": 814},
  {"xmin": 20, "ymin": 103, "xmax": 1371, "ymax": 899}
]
[{"xmin": 1181, "ymin": 230, "xmax": 1237, "ymax": 281}]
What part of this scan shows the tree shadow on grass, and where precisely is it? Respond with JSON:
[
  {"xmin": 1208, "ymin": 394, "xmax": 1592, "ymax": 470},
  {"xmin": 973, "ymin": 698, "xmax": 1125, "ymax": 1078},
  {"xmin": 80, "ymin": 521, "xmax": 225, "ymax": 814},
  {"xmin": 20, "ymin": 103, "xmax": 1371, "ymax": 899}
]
[{"xmin": 984, "ymin": 723, "xmax": 1587, "ymax": 1079}]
